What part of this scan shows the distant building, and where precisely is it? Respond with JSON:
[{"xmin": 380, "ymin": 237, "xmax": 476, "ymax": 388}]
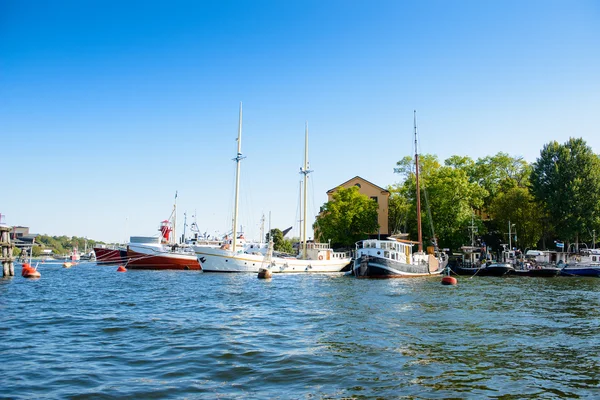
[
  {"xmin": 10, "ymin": 226, "xmax": 38, "ymax": 250},
  {"xmin": 11, "ymin": 226, "xmax": 30, "ymax": 239},
  {"xmin": 325, "ymin": 176, "xmax": 390, "ymax": 238}
]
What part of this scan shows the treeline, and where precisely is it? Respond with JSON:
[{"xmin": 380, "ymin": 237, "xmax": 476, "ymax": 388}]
[
  {"xmin": 34, "ymin": 235, "xmax": 107, "ymax": 255},
  {"xmin": 315, "ymin": 137, "xmax": 600, "ymax": 253}
]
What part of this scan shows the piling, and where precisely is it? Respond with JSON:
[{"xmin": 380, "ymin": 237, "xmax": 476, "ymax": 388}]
[{"xmin": 1, "ymin": 226, "xmax": 15, "ymax": 277}]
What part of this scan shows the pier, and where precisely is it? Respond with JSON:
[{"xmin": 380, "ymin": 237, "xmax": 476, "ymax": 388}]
[{"xmin": 1, "ymin": 225, "xmax": 15, "ymax": 277}]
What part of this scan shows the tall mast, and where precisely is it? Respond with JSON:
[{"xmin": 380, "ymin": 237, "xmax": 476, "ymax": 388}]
[
  {"xmin": 173, "ymin": 191, "xmax": 177, "ymax": 244},
  {"xmin": 300, "ymin": 121, "xmax": 312, "ymax": 259},
  {"xmin": 414, "ymin": 110, "xmax": 423, "ymax": 252},
  {"xmin": 232, "ymin": 102, "xmax": 244, "ymax": 252}
]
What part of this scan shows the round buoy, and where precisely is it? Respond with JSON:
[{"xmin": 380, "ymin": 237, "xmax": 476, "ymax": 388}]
[
  {"xmin": 117, "ymin": 265, "xmax": 127, "ymax": 272},
  {"xmin": 63, "ymin": 262, "xmax": 73, "ymax": 268},
  {"xmin": 257, "ymin": 268, "xmax": 272, "ymax": 279},
  {"xmin": 441, "ymin": 276, "xmax": 457, "ymax": 285}
]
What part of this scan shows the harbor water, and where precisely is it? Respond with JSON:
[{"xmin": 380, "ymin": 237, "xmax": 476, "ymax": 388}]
[{"xmin": 1, "ymin": 262, "xmax": 599, "ymax": 399}]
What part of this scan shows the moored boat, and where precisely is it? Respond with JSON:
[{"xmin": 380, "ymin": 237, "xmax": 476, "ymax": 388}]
[
  {"xmin": 353, "ymin": 238, "xmax": 446, "ymax": 278},
  {"xmin": 93, "ymin": 246, "xmax": 127, "ymax": 264},
  {"xmin": 560, "ymin": 264, "xmax": 600, "ymax": 277},
  {"xmin": 127, "ymin": 236, "xmax": 201, "ymax": 270},
  {"xmin": 193, "ymin": 105, "xmax": 351, "ymax": 273},
  {"xmin": 513, "ymin": 266, "xmax": 561, "ymax": 277},
  {"xmin": 352, "ymin": 111, "xmax": 446, "ymax": 279},
  {"xmin": 126, "ymin": 200, "xmax": 201, "ymax": 271}
]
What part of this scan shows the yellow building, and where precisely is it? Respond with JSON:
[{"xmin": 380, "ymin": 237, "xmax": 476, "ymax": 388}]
[{"xmin": 326, "ymin": 176, "xmax": 390, "ymax": 237}]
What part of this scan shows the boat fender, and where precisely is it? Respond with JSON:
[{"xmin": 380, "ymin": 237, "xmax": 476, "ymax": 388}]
[{"xmin": 318, "ymin": 255, "xmax": 323, "ymax": 260}]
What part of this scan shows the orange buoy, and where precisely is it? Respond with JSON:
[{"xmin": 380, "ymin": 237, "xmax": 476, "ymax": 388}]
[
  {"xmin": 21, "ymin": 263, "xmax": 41, "ymax": 279},
  {"xmin": 441, "ymin": 276, "xmax": 457, "ymax": 285},
  {"xmin": 116, "ymin": 265, "xmax": 127, "ymax": 272}
]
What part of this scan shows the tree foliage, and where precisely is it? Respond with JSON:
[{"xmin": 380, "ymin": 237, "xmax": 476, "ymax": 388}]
[
  {"xmin": 530, "ymin": 138, "xmax": 600, "ymax": 245},
  {"xmin": 393, "ymin": 154, "xmax": 487, "ymax": 250},
  {"xmin": 267, "ymin": 228, "xmax": 294, "ymax": 254},
  {"xmin": 489, "ymin": 186, "xmax": 544, "ymax": 249},
  {"xmin": 34, "ymin": 235, "xmax": 104, "ymax": 255},
  {"xmin": 314, "ymin": 186, "xmax": 379, "ymax": 248}
]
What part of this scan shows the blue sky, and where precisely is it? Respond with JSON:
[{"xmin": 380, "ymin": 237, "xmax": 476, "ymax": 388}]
[{"xmin": 1, "ymin": 0, "xmax": 599, "ymax": 243}]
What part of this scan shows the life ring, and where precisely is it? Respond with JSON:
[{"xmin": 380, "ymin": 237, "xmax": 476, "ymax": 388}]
[{"xmin": 318, "ymin": 255, "xmax": 323, "ymax": 260}]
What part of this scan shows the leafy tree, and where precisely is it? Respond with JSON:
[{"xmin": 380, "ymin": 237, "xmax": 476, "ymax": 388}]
[
  {"xmin": 13, "ymin": 247, "xmax": 21, "ymax": 257},
  {"xmin": 387, "ymin": 183, "xmax": 412, "ymax": 235},
  {"xmin": 314, "ymin": 186, "xmax": 379, "ymax": 248},
  {"xmin": 488, "ymin": 186, "xmax": 544, "ymax": 249},
  {"xmin": 31, "ymin": 245, "xmax": 41, "ymax": 257},
  {"xmin": 393, "ymin": 154, "xmax": 487, "ymax": 250},
  {"xmin": 469, "ymin": 152, "xmax": 530, "ymax": 209},
  {"xmin": 530, "ymin": 138, "xmax": 600, "ymax": 246},
  {"xmin": 266, "ymin": 228, "xmax": 294, "ymax": 253}
]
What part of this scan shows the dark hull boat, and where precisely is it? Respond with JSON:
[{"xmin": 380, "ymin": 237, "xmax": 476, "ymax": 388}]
[
  {"xmin": 476, "ymin": 263, "xmax": 515, "ymax": 276},
  {"xmin": 353, "ymin": 252, "xmax": 443, "ymax": 278},
  {"xmin": 513, "ymin": 267, "xmax": 561, "ymax": 277},
  {"xmin": 560, "ymin": 265, "xmax": 600, "ymax": 277},
  {"xmin": 449, "ymin": 264, "xmax": 482, "ymax": 276}
]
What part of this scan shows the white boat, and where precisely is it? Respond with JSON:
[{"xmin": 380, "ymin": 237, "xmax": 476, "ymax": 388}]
[
  {"xmin": 193, "ymin": 104, "xmax": 352, "ymax": 273},
  {"xmin": 352, "ymin": 111, "xmax": 447, "ymax": 278}
]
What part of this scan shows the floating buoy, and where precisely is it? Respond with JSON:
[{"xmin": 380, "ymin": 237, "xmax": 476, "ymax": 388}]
[
  {"xmin": 257, "ymin": 268, "xmax": 272, "ymax": 279},
  {"xmin": 21, "ymin": 263, "xmax": 41, "ymax": 279},
  {"xmin": 441, "ymin": 276, "xmax": 457, "ymax": 285},
  {"xmin": 63, "ymin": 262, "xmax": 73, "ymax": 268},
  {"xmin": 116, "ymin": 265, "xmax": 127, "ymax": 272}
]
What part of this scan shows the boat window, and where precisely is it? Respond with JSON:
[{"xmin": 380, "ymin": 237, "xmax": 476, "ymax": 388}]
[
  {"xmin": 384, "ymin": 251, "xmax": 390, "ymax": 258},
  {"xmin": 593, "ymin": 256, "xmax": 597, "ymax": 262}
]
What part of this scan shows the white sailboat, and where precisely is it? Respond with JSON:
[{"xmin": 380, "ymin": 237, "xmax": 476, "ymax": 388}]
[
  {"xmin": 193, "ymin": 106, "xmax": 352, "ymax": 273},
  {"xmin": 352, "ymin": 111, "xmax": 447, "ymax": 278}
]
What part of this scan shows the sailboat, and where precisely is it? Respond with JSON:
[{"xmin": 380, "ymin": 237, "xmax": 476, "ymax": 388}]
[
  {"xmin": 126, "ymin": 194, "xmax": 202, "ymax": 270},
  {"xmin": 192, "ymin": 105, "xmax": 352, "ymax": 273},
  {"xmin": 352, "ymin": 111, "xmax": 447, "ymax": 278}
]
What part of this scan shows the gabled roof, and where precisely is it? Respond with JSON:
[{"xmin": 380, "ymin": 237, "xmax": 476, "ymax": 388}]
[{"xmin": 327, "ymin": 176, "xmax": 390, "ymax": 194}]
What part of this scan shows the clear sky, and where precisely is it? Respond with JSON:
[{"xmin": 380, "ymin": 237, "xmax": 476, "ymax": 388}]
[{"xmin": 1, "ymin": 0, "xmax": 599, "ymax": 244}]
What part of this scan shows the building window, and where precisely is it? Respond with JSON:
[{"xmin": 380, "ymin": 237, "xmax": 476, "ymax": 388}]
[
  {"xmin": 354, "ymin": 183, "xmax": 361, "ymax": 188},
  {"xmin": 371, "ymin": 196, "xmax": 378, "ymax": 203}
]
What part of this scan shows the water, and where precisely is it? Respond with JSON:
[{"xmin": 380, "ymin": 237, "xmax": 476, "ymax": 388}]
[{"xmin": 1, "ymin": 262, "xmax": 599, "ymax": 399}]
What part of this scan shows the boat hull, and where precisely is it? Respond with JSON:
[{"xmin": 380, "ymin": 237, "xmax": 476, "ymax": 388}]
[
  {"xmin": 560, "ymin": 266, "xmax": 600, "ymax": 277},
  {"xmin": 513, "ymin": 267, "xmax": 561, "ymax": 277},
  {"xmin": 352, "ymin": 255, "xmax": 443, "ymax": 278},
  {"xmin": 476, "ymin": 263, "xmax": 514, "ymax": 276},
  {"xmin": 449, "ymin": 265, "xmax": 482, "ymax": 276},
  {"xmin": 94, "ymin": 247, "xmax": 127, "ymax": 264},
  {"xmin": 194, "ymin": 246, "xmax": 351, "ymax": 273},
  {"xmin": 127, "ymin": 247, "xmax": 201, "ymax": 270}
]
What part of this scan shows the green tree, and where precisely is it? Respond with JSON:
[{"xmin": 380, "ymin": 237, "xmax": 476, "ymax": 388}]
[
  {"xmin": 266, "ymin": 228, "xmax": 294, "ymax": 253},
  {"xmin": 489, "ymin": 186, "xmax": 544, "ymax": 249},
  {"xmin": 314, "ymin": 186, "xmax": 379, "ymax": 248},
  {"xmin": 530, "ymin": 138, "xmax": 600, "ymax": 246},
  {"xmin": 393, "ymin": 154, "xmax": 487, "ymax": 250},
  {"xmin": 31, "ymin": 245, "xmax": 42, "ymax": 257}
]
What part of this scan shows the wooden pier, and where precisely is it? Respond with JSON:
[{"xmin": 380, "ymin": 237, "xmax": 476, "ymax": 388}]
[{"xmin": 1, "ymin": 225, "xmax": 15, "ymax": 277}]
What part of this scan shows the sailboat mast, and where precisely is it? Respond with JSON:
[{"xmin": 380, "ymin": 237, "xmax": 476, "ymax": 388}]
[
  {"xmin": 301, "ymin": 121, "xmax": 311, "ymax": 259},
  {"xmin": 173, "ymin": 191, "xmax": 177, "ymax": 245},
  {"xmin": 414, "ymin": 110, "xmax": 423, "ymax": 252},
  {"xmin": 232, "ymin": 102, "xmax": 243, "ymax": 252}
]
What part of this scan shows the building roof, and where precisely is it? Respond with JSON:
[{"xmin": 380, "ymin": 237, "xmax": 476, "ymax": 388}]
[{"xmin": 326, "ymin": 176, "xmax": 390, "ymax": 194}]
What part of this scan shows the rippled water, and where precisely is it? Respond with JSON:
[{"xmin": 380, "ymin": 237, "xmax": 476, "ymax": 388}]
[{"xmin": 1, "ymin": 262, "xmax": 599, "ymax": 399}]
